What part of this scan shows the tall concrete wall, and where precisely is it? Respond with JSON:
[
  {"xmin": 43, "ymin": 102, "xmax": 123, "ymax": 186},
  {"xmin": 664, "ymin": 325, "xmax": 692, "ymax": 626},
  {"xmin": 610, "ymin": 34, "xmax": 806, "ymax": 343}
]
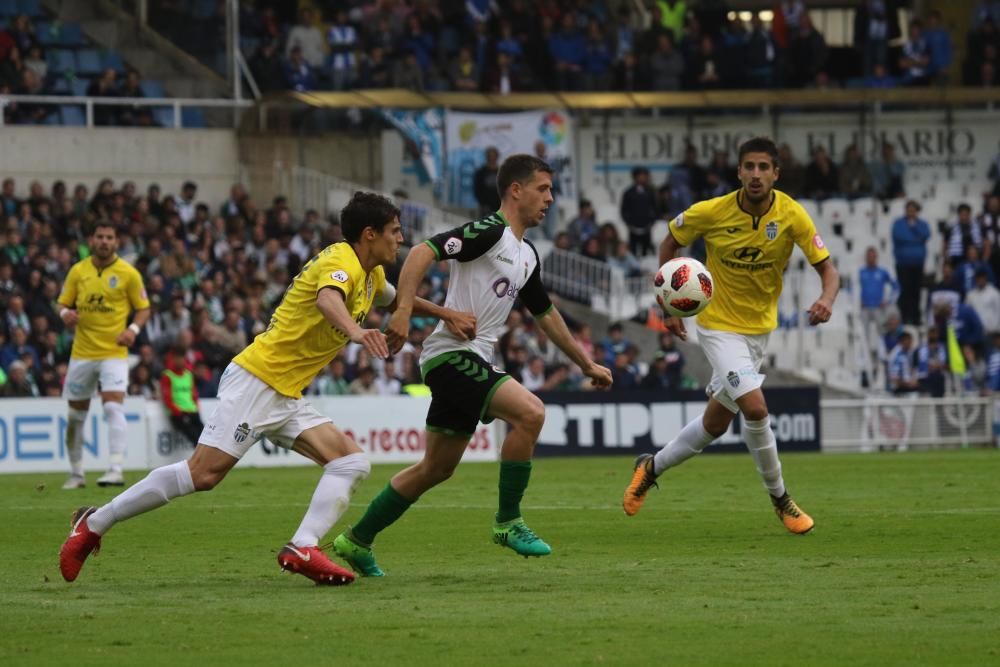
[{"xmin": 0, "ymin": 127, "xmax": 239, "ymax": 205}]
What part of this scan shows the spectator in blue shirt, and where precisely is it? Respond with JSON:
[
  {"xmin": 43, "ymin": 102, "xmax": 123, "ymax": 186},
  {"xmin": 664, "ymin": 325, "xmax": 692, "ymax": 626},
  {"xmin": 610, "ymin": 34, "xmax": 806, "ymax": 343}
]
[
  {"xmin": 282, "ymin": 46, "xmax": 316, "ymax": 92},
  {"xmin": 550, "ymin": 13, "xmax": 586, "ymax": 91},
  {"xmin": 986, "ymin": 332, "xmax": 1000, "ymax": 392},
  {"xmin": 924, "ymin": 10, "xmax": 953, "ymax": 82},
  {"xmin": 933, "ymin": 299, "xmax": 986, "ymax": 361},
  {"xmin": 892, "ymin": 200, "xmax": 931, "ymax": 324},
  {"xmin": 915, "ymin": 326, "xmax": 947, "ymax": 397},
  {"xmin": 859, "ymin": 246, "xmax": 899, "ymax": 343},
  {"xmin": 0, "ymin": 325, "xmax": 40, "ymax": 373},
  {"xmin": 955, "ymin": 245, "xmax": 995, "ymax": 296},
  {"xmin": 888, "ymin": 329, "xmax": 919, "ymax": 394},
  {"xmin": 599, "ymin": 322, "xmax": 630, "ymax": 366}
]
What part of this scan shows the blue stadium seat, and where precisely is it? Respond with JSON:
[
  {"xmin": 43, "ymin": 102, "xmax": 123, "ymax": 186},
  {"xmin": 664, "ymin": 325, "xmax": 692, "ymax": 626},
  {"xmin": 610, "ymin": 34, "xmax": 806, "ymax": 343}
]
[
  {"xmin": 71, "ymin": 78, "xmax": 89, "ymax": 96},
  {"xmin": 181, "ymin": 107, "xmax": 205, "ymax": 128},
  {"xmin": 46, "ymin": 49, "xmax": 75, "ymax": 75},
  {"xmin": 0, "ymin": 0, "xmax": 17, "ymax": 18},
  {"xmin": 41, "ymin": 110, "xmax": 60, "ymax": 125},
  {"xmin": 49, "ymin": 77, "xmax": 70, "ymax": 94},
  {"xmin": 101, "ymin": 50, "xmax": 125, "ymax": 73},
  {"xmin": 35, "ymin": 20, "xmax": 54, "ymax": 45},
  {"xmin": 17, "ymin": 0, "xmax": 41, "ymax": 17},
  {"xmin": 152, "ymin": 107, "xmax": 174, "ymax": 127},
  {"xmin": 59, "ymin": 105, "xmax": 86, "ymax": 126},
  {"xmin": 140, "ymin": 80, "xmax": 165, "ymax": 98},
  {"xmin": 57, "ymin": 23, "xmax": 84, "ymax": 47},
  {"xmin": 75, "ymin": 49, "xmax": 101, "ymax": 75}
]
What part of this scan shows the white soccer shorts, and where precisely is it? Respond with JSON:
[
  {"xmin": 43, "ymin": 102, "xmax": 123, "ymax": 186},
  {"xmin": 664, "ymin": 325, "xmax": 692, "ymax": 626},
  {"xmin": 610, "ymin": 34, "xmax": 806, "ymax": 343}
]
[
  {"xmin": 198, "ymin": 363, "xmax": 330, "ymax": 459},
  {"xmin": 63, "ymin": 358, "xmax": 130, "ymax": 400},
  {"xmin": 697, "ymin": 324, "xmax": 769, "ymax": 414}
]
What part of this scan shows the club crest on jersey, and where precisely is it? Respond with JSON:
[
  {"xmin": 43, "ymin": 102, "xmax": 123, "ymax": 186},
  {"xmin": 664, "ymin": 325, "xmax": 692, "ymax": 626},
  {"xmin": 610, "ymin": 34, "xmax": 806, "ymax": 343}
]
[
  {"xmin": 233, "ymin": 422, "xmax": 251, "ymax": 443},
  {"xmin": 524, "ymin": 261, "xmax": 528, "ymax": 280},
  {"xmin": 331, "ymin": 270, "xmax": 349, "ymax": 283},
  {"xmin": 108, "ymin": 276, "xmax": 119, "ymax": 288},
  {"xmin": 444, "ymin": 237, "xmax": 463, "ymax": 256},
  {"xmin": 765, "ymin": 221, "xmax": 778, "ymax": 241},
  {"xmin": 727, "ymin": 371, "xmax": 740, "ymax": 388}
]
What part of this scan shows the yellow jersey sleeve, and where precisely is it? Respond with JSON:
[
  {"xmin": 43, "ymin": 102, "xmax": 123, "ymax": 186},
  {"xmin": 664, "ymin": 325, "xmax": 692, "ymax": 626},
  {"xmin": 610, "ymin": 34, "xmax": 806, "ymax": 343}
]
[
  {"xmin": 789, "ymin": 202, "xmax": 831, "ymax": 266},
  {"xmin": 316, "ymin": 252, "xmax": 360, "ymax": 298},
  {"xmin": 58, "ymin": 264, "xmax": 79, "ymax": 308},
  {"xmin": 667, "ymin": 201, "xmax": 711, "ymax": 248},
  {"xmin": 126, "ymin": 267, "xmax": 150, "ymax": 310}
]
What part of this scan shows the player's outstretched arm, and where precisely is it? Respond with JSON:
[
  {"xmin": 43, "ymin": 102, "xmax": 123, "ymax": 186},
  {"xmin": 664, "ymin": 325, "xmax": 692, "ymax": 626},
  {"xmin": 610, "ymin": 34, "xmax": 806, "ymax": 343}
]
[
  {"xmin": 535, "ymin": 308, "xmax": 612, "ymax": 389},
  {"xmin": 385, "ymin": 243, "xmax": 437, "ymax": 350},
  {"xmin": 807, "ymin": 258, "xmax": 840, "ymax": 325},
  {"xmin": 658, "ymin": 233, "xmax": 690, "ymax": 341},
  {"xmin": 317, "ymin": 287, "xmax": 389, "ymax": 359}
]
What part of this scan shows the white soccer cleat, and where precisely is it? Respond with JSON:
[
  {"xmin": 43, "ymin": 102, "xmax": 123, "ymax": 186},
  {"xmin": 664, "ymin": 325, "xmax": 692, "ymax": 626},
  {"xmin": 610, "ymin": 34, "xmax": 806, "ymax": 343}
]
[
  {"xmin": 96, "ymin": 470, "xmax": 125, "ymax": 487},
  {"xmin": 62, "ymin": 474, "xmax": 86, "ymax": 490}
]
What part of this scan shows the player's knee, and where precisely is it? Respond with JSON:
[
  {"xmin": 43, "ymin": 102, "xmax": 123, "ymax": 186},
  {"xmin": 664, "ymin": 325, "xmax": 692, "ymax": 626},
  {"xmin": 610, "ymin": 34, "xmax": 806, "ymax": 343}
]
[
  {"xmin": 516, "ymin": 398, "xmax": 546, "ymax": 436},
  {"xmin": 742, "ymin": 405, "xmax": 769, "ymax": 422}
]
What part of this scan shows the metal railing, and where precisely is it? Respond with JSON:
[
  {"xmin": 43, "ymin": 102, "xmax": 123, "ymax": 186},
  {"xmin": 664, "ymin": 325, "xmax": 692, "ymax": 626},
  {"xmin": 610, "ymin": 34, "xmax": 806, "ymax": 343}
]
[{"xmin": 0, "ymin": 94, "xmax": 254, "ymax": 128}]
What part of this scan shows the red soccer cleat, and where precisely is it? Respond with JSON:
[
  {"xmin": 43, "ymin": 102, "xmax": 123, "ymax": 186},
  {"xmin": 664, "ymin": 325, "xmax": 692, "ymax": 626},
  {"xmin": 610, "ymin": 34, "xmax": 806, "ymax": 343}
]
[
  {"xmin": 278, "ymin": 543, "xmax": 355, "ymax": 586},
  {"xmin": 60, "ymin": 506, "xmax": 102, "ymax": 582}
]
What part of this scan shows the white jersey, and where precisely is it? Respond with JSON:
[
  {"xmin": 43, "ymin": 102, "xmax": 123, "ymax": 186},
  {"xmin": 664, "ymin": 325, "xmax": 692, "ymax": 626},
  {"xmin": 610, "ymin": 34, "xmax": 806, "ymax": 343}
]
[{"xmin": 419, "ymin": 211, "xmax": 552, "ymax": 370}]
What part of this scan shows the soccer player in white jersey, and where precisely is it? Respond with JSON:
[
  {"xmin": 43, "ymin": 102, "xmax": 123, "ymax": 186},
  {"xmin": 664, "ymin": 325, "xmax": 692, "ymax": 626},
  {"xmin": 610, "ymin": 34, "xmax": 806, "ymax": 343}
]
[
  {"xmin": 333, "ymin": 154, "xmax": 614, "ymax": 576},
  {"xmin": 59, "ymin": 193, "xmax": 476, "ymax": 586},
  {"xmin": 58, "ymin": 221, "xmax": 150, "ymax": 489},
  {"xmin": 623, "ymin": 136, "xmax": 840, "ymax": 534}
]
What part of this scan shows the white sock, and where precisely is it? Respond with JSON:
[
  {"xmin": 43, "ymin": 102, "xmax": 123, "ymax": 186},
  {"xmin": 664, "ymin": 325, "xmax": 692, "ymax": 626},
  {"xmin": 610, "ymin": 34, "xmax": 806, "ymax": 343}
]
[
  {"xmin": 290, "ymin": 453, "xmax": 371, "ymax": 547},
  {"xmin": 743, "ymin": 416, "xmax": 786, "ymax": 498},
  {"xmin": 87, "ymin": 461, "xmax": 195, "ymax": 535},
  {"xmin": 104, "ymin": 402, "xmax": 127, "ymax": 473},
  {"xmin": 66, "ymin": 407, "xmax": 88, "ymax": 477},
  {"xmin": 652, "ymin": 415, "xmax": 717, "ymax": 475}
]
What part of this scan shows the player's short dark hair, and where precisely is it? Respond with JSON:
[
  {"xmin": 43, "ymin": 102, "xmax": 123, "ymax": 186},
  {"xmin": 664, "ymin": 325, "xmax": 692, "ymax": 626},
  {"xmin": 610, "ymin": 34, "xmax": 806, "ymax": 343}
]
[
  {"xmin": 738, "ymin": 137, "xmax": 780, "ymax": 167},
  {"xmin": 497, "ymin": 154, "xmax": 553, "ymax": 198},
  {"xmin": 340, "ymin": 191, "xmax": 401, "ymax": 243},
  {"xmin": 91, "ymin": 219, "xmax": 117, "ymax": 235}
]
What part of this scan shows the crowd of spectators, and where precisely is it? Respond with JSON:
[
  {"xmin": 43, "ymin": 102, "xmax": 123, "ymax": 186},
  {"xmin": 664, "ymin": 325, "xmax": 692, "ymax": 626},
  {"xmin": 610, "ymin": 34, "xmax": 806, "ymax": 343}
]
[
  {"xmin": 0, "ymin": 12, "xmax": 156, "ymax": 126},
  {"xmin": 857, "ymin": 192, "xmax": 1000, "ymax": 397},
  {"xmin": 165, "ymin": 2, "xmax": 972, "ymax": 96},
  {"xmin": 0, "ymin": 174, "xmax": 699, "ymax": 401}
]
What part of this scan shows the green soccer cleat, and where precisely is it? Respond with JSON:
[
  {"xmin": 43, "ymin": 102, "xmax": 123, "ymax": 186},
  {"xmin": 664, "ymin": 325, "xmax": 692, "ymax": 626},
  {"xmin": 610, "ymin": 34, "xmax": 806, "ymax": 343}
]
[
  {"xmin": 492, "ymin": 518, "xmax": 552, "ymax": 558},
  {"xmin": 332, "ymin": 532, "xmax": 385, "ymax": 577}
]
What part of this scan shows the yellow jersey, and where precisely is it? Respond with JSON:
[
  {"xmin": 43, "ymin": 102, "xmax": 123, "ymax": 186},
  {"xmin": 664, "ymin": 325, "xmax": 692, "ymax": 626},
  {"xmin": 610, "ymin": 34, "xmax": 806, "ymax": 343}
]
[
  {"xmin": 668, "ymin": 189, "xmax": 830, "ymax": 335},
  {"xmin": 58, "ymin": 256, "xmax": 150, "ymax": 360},
  {"xmin": 235, "ymin": 242, "xmax": 389, "ymax": 398}
]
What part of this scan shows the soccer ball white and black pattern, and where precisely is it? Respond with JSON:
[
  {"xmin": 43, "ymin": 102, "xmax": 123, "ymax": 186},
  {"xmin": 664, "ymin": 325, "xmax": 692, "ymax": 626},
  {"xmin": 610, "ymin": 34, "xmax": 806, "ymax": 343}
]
[{"xmin": 653, "ymin": 257, "xmax": 714, "ymax": 318}]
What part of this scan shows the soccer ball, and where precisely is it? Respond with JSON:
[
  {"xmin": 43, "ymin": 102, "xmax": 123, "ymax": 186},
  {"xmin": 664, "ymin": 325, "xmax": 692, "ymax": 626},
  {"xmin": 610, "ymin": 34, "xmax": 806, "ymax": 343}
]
[{"xmin": 653, "ymin": 257, "xmax": 714, "ymax": 318}]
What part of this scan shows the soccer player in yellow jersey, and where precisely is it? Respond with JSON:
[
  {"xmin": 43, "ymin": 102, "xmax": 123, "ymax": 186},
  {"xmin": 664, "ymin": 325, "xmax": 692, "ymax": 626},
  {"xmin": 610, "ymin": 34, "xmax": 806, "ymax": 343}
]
[
  {"xmin": 58, "ymin": 221, "xmax": 150, "ymax": 489},
  {"xmin": 623, "ymin": 137, "xmax": 840, "ymax": 534},
  {"xmin": 60, "ymin": 192, "xmax": 476, "ymax": 586}
]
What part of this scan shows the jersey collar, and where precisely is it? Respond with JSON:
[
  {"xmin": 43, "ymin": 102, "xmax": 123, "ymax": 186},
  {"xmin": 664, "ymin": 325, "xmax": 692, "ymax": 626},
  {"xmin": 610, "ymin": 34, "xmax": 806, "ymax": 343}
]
[
  {"xmin": 90, "ymin": 254, "xmax": 120, "ymax": 274},
  {"xmin": 735, "ymin": 190, "xmax": 776, "ymax": 230}
]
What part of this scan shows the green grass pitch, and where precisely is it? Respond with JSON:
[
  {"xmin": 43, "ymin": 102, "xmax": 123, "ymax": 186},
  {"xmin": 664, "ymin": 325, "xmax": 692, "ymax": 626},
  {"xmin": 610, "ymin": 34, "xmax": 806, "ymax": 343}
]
[{"xmin": 2, "ymin": 449, "xmax": 998, "ymax": 667}]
